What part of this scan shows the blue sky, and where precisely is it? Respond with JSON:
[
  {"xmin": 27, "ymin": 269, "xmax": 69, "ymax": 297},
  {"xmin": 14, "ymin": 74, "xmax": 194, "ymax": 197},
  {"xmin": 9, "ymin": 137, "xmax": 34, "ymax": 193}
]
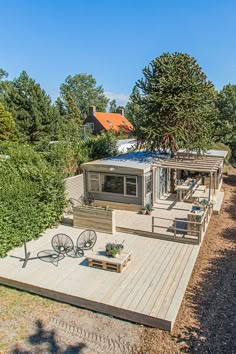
[{"xmin": 1, "ymin": 0, "xmax": 236, "ymax": 106}]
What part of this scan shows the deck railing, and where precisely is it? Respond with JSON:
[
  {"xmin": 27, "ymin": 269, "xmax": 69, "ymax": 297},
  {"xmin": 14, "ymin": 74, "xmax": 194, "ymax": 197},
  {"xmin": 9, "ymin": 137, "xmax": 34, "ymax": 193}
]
[{"xmin": 152, "ymin": 204, "xmax": 213, "ymax": 244}]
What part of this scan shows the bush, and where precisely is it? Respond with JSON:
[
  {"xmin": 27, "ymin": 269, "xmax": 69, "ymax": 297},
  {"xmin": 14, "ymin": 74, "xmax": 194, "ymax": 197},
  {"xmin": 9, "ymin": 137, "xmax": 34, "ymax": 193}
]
[
  {"xmin": 35, "ymin": 139, "xmax": 89, "ymax": 176},
  {"xmin": 86, "ymin": 130, "xmax": 118, "ymax": 160},
  {"xmin": 0, "ymin": 143, "xmax": 65, "ymax": 257}
]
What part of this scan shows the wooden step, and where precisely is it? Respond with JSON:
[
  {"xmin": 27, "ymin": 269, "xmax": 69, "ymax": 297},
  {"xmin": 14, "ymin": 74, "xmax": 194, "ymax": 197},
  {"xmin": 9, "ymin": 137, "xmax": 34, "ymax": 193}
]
[{"xmin": 213, "ymin": 191, "xmax": 224, "ymax": 215}]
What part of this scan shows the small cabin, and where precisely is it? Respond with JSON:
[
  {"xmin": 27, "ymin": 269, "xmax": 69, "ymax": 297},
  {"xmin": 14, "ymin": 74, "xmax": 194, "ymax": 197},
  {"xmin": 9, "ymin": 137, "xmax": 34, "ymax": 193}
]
[
  {"xmin": 81, "ymin": 149, "xmax": 228, "ymax": 211},
  {"xmin": 81, "ymin": 151, "xmax": 168, "ymax": 211}
]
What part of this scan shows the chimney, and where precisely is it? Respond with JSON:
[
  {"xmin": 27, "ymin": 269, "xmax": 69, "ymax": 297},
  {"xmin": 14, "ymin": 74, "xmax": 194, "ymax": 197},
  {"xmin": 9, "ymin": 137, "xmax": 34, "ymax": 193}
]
[
  {"xmin": 89, "ymin": 106, "xmax": 96, "ymax": 116},
  {"xmin": 117, "ymin": 108, "xmax": 124, "ymax": 116}
]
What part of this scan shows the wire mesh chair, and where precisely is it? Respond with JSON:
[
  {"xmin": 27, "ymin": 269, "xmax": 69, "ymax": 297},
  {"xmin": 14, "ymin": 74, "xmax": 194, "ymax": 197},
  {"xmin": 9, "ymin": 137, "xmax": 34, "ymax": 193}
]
[
  {"xmin": 77, "ymin": 230, "xmax": 97, "ymax": 250},
  {"xmin": 65, "ymin": 198, "xmax": 83, "ymax": 214},
  {"xmin": 79, "ymin": 192, "xmax": 95, "ymax": 206},
  {"xmin": 51, "ymin": 233, "xmax": 85, "ymax": 258},
  {"xmin": 51, "ymin": 233, "xmax": 75, "ymax": 255}
]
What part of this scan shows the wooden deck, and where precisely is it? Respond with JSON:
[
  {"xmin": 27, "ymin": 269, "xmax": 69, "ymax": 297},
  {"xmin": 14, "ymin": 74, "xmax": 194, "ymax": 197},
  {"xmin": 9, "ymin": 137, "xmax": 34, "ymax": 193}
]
[
  {"xmin": 116, "ymin": 198, "xmax": 195, "ymax": 240},
  {"xmin": 116, "ymin": 191, "xmax": 223, "ymax": 242},
  {"xmin": 0, "ymin": 224, "xmax": 200, "ymax": 331}
]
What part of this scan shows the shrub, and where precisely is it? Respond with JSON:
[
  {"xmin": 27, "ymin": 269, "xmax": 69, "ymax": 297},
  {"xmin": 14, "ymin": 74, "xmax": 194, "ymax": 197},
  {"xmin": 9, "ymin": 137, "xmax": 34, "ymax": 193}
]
[
  {"xmin": 0, "ymin": 143, "xmax": 65, "ymax": 257},
  {"xmin": 86, "ymin": 130, "xmax": 118, "ymax": 160}
]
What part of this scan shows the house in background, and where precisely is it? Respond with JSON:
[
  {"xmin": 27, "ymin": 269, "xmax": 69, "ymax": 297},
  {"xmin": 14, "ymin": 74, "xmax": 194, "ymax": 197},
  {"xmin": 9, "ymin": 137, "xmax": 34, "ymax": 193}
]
[{"xmin": 84, "ymin": 106, "xmax": 134, "ymax": 135}]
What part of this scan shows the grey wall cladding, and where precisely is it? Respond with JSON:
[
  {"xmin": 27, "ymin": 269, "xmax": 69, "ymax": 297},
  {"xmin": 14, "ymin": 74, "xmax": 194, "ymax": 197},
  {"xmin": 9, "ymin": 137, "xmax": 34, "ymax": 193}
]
[{"xmin": 65, "ymin": 174, "xmax": 84, "ymax": 201}]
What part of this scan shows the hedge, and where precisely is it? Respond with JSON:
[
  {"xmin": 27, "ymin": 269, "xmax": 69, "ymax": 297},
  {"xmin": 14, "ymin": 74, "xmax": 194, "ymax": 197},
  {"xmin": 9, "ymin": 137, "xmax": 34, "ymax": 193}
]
[{"xmin": 0, "ymin": 144, "xmax": 65, "ymax": 257}]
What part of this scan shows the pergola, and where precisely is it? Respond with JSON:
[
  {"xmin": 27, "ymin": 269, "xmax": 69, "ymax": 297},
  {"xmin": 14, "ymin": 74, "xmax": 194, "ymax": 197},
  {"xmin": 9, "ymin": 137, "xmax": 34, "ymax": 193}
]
[{"xmin": 154, "ymin": 156, "xmax": 223, "ymax": 200}]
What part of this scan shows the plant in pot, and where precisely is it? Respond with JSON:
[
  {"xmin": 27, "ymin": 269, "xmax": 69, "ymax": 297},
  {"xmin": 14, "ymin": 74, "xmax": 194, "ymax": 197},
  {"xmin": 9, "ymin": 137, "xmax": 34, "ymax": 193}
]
[
  {"xmin": 145, "ymin": 203, "xmax": 154, "ymax": 215},
  {"xmin": 140, "ymin": 206, "xmax": 147, "ymax": 215},
  {"xmin": 105, "ymin": 242, "xmax": 124, "ymax": 257}
]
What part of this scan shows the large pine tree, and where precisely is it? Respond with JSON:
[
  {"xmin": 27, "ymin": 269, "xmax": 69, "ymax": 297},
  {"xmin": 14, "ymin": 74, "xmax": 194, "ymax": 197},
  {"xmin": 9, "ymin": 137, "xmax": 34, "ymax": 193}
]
[
  {"xmin": 2, "ymin": 71, "xmax": 58, "ymax": 143},
  {"xmin": 135, "ymin": 52, "xmax": 217, "ymax": 155}
]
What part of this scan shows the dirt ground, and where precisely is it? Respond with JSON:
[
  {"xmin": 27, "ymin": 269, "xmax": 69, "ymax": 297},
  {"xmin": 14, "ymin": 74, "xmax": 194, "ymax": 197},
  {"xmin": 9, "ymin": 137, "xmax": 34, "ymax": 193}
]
[{"xmin": 0, "ymin": 170, "xmax": 235, "ymax": 353}]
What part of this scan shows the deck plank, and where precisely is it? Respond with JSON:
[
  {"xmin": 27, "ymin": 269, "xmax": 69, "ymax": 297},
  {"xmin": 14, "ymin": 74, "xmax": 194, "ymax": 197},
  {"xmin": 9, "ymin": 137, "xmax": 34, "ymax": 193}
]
[
  {"xmin": 164, "ymin": 246, "xmax": 200, "ymax": 327},
  {"xmin": 136, "ymin": 243, "xmax": 183, "ymax": 314},
  {"xmin": 126, "ymin": 241, "xmax": 177, "ymax": 311},
  {"xmin": 150, "ymin": 245, "xmax": 193, "ymax": 317},
  {"xmin": 156, "ymin": 245, "xmax": 194, "ymax": 318},
  {"xmin": 115, "ymin": 240, "xmax": 169, "ymax": 308},
  {"xmin": 102, "ymin": 238, "xmax": 162, "ymax": 305}
]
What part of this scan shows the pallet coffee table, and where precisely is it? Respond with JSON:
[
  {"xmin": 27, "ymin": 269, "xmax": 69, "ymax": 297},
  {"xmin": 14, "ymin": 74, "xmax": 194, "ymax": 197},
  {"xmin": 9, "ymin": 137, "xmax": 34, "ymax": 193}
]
[{"xmin": 87, "ymin": 251, "xmax": 131, "ymax": 273}]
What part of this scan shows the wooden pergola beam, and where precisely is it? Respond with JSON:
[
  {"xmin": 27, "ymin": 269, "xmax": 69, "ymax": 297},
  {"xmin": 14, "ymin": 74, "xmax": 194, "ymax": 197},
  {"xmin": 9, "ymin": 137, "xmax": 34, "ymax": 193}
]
[
  {"xmin": 155, "ymin": 156, "xmax": 222, "ymax": 173},
  {"xmin": 160, "ymin": 162, "xmax": 219, "ymax": 168},
  {"xmin": 155, "ymin": 164, "xmax": 218, "ymax": 173}
]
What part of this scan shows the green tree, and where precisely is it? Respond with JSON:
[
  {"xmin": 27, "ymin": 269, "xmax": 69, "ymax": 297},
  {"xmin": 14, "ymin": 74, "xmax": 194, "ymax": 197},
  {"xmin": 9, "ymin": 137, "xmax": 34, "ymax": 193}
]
[
  {"xmin": 109, "ymin": 99, "xmax": 117, "ymax": 113},
  {"xmin": 125, "ymin": 85, "xmax": 141, "ymax": 128},
  {"xmin": 0, "ymin": 68, "xmax": 8, "ymax": 81},
  {"xmin": 135, "ymin": 52, "xmax": 216, "ymax": 155},
  {"xmin": 0, "ymin": 69, "xmax": 10, "ymax": 104},
  {"xmin": 58, "ymin": 73, "xmax": 109, "ymax": 122},
  {"xmin": 215, "ymin": 84, "xmax": 236, "ymax": 157},
  {"xmin": 0, "ymin": 103, "xmax": 18, "ymax": 141},
  {"xmin": 2, "ymin": 71, "xmax": 59, "ymax": 143},
  {"xmin": 86, "ymin": 130, "xmax": 118, "ymax": 160}
]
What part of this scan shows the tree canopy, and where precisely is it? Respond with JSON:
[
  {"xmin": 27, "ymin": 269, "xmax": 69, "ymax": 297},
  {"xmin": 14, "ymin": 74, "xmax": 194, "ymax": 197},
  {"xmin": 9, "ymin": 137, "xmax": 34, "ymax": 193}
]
[
  {"xmin": 2, "ymin": 71, "xmax": 58, "ymax": 143},
  {"xmin": 215, "ymin": 84, "xmax": 236, "ymax": 157},
  {"xmin": 58, "ymin": 73, "xmax": 109, "ymax": 122},
  {"xmin": 0, "ymin": 103, "xmax": 17, "ymax": 141},
  {"xmin": 125, "ymin": 85, "xmax": 141, "ymax": 128},
  {"xmin": 109, "ymin": 99, "xmax": 118, "ymax": 113},
  {"xmin": 0, "ymin": 68, "xmax": 8, "ymax": 81},
  {"xmin": 135, "ymin": 52, "xmax": 217, "ymax": 155}
]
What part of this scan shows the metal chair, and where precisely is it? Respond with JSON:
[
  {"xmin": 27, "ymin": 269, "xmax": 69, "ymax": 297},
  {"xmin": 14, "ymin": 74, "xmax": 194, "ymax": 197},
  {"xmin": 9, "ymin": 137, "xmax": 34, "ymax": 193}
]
[
  {"xmin": 79, "ymin": 192, "xmax": 95, "ymax": 206},
  {"xmin": 51, "ymin": 233, "xmax": 84, "ymax": 258},
  {"xmin": 65, "ymin": 198, "xmax": 83, "ymax": 214},
  {"xmin": 51, "ymin": 230, "xmax": 97, "ymax": 258},
  {"xmin": 77, "ymin": 229, "xmax": 97, "ymax": 250}
]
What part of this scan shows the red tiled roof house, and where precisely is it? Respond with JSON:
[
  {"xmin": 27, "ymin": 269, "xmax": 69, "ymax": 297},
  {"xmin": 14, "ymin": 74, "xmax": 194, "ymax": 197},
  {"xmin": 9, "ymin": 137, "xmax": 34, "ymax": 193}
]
[{"xmin": 84, "ymin": 106, "xmax": 134, "ymax": 135}]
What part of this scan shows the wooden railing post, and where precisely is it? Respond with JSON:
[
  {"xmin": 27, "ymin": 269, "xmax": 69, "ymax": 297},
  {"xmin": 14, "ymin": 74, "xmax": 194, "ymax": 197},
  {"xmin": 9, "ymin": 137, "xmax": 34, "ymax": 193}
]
[
  {"xmin": 174, "ymin": 219, "xmax": 176, "ymax": 238},
  {"xmin": 152, "ymin": 216, "xmax": 154, "ymax": 233},
  {"xmin": 198, "ymin": 226, "xmax": 202, "ymax": 244}
]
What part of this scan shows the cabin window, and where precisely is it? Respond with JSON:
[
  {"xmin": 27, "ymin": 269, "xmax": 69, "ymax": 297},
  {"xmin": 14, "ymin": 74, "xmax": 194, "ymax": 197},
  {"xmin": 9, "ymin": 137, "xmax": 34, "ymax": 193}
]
[
  {"xmin": 125, "ymin": 176, "xmax": 137, "ymax": 196},
  {"xmin": 145, "ymin": 172, "xmax": 152, "ymax": 195},
  {"xmin": 89, "ymin": 173, "xmax": 100, "ymax": 192},
  {"xmin": 89, "ymin": 173, "xmax": 138, "ymax": 197},
  {"xmin": 101, "ymin": 175, "xmax": 124, "ymax": 194}
]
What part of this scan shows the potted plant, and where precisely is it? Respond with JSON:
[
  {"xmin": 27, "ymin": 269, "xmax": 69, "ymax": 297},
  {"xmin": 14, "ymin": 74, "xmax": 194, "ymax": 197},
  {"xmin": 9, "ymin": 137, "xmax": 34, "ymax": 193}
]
[
  {"xmin": 105, "ymin": 242, "xmax": 124, "ymax": 257},
  {"xmin": 145, "ymin": 203, "xmax": 154, "ymax": 215},
  {"xmin": 140, "ymin": 206, "xmax": 147, "ymax": 215}
]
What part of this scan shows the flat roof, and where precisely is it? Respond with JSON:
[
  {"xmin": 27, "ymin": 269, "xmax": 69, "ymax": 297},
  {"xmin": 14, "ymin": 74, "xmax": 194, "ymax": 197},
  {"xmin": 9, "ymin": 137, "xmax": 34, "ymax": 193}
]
[
  {"xmin": 82, "ymin": 151, "xmax": 168, "ymax": 171},
  {"xmin": 82, "ymin": 149, "xmax": 227, "ymax": 173}
]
